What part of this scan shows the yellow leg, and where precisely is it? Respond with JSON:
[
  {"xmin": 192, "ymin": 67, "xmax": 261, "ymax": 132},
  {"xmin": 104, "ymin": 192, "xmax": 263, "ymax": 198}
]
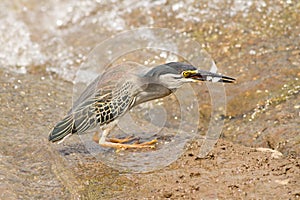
[
  {"xmin": 100, "ymin": 139, "xmax": 157, "ymax": 150},
  {"xmin": 94, "ymin": 126, "xmax": 157, "ymax": 150},
  {"xmin": 93, "ymin": 132, "xmax": 100, "ymax": 143},
  {"xmin": 93, "ymin": 133, "xmax": 135, "ymax": 144},
  {"xmin": 108, "ymin": 136, "xmax": 135, "ymax": 143}
]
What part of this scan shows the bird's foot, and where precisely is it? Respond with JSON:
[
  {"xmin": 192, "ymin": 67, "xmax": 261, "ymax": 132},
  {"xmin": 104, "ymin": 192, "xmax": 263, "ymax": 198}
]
[
  {"xmin": 99, "ymin": 139, "xmax": 158, "ymax": 150},
  {"xmin": 107, "ymin": 136, "xmax": 135, "ymax": 144},
  {"xmin": 93, "ymin": 133, "xmax": 135, "ymax": 144},
  {"xmin": 93, "ymin": 132, "xmax": 157, "ymax": 150}
]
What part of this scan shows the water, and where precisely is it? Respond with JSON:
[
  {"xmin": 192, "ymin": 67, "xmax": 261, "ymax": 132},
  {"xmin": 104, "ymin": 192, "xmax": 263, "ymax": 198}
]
[{"xmin": 1, "ymin": 0, "xmax": 295, "ymax": 81}]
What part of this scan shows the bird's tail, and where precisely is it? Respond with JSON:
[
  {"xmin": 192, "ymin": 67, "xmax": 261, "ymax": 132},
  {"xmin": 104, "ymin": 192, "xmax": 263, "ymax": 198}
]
[{"xmin": 48, "ymin": 114, "xmax": 76, "ymax": 143}]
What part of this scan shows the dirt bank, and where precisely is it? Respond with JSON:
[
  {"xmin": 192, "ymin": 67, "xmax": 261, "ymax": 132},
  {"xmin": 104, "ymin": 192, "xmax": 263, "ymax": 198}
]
[{"xmin": 1, "ymin": 70, "xmax": 299, "ymax": 199}]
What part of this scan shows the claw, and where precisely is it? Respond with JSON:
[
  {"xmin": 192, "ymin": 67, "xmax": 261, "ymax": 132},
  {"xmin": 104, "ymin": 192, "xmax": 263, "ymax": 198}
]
[{"xmin": 94, "ymin": 131, "xmax": 157, "ymax": 150}]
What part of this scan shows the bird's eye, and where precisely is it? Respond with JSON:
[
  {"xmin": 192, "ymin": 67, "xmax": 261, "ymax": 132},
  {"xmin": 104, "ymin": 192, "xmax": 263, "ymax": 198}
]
[{"xmin": 182, "ymin": 71, "xmax": 190, "ymax": 78}]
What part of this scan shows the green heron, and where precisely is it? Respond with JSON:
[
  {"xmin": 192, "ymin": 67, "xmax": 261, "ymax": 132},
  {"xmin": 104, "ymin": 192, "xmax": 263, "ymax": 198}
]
[{"xmin": 49, "ymin": 62, "xmax": 235, "ymax": 149}]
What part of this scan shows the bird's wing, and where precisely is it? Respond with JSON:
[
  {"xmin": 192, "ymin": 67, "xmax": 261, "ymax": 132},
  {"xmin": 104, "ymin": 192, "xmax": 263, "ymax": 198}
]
[
  {"xmin": 69, "ymin": 63, "xmax": 133, "ymax": 114},
  {"xmin": 69, "ymin": 62, "xmax": 144, "ymax": 124},
  {"xmin": 49, "ymin": 62, "xmax": 144, "ymax": 142}
]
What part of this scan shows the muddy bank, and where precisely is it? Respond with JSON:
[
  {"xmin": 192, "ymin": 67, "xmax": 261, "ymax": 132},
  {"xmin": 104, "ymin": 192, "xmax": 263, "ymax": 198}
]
[
  {"xmin": 1, "ymin": 70, "xmax": 299, "ymax": 199},
  {"xmin": 76, "ymin": 140, "xmax": 300, "ymax": 199}
]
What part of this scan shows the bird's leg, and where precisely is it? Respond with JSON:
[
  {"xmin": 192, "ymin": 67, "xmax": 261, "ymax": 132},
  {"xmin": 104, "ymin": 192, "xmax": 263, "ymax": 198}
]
[
  {"xmin": 94, "ymin": 133, "xmax": 135, "ymax": 144},
  {"xmin": 107, "ymin": 136, "xmax": 135, "ymax": 144},
  {"xmin": 92, "ymin": 124, "xmax": 116, "ymax": 143},
  {"xmin": 99, "ymin": 138, "xmax": 157, "ymax": 150},
  {"xmin": 93, "ymin": 132, "xmax": 100, "ymax": 143},
  {"xmin": 97, "ymin": 128, "xmax": 157, "ymax": 150},
  {"xmin": 92, "ymin": 124, "xmax": 157, "ymax": 149}
]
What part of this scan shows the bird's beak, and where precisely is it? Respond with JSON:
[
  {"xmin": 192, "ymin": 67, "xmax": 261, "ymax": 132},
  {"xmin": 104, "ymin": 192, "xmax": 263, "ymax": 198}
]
[{"xmin": 184, "ymin": 70, "xmax": 236, "ymax": 83}]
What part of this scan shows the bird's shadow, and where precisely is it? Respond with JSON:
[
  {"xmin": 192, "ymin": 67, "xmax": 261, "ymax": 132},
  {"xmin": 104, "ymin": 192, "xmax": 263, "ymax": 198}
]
[{"xmin": 58, "ymin": 142, "xmax": 91, "ymax": 156}]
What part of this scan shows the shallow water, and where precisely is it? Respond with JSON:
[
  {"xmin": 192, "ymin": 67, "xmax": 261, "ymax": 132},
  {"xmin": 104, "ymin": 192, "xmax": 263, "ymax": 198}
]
[
  {"xmin": 2, "ymin": 0, "xmax": 298, "ymax": 80},
  {"xmin": 1, "ymin": 0, "xmax": 299, "ymax": 199}
]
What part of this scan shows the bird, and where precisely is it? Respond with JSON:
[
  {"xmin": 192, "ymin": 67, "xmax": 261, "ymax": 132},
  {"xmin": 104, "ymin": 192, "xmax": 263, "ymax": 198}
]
[{"xmin": 48, "ymin": 62, "xmax": 235, "ymax": 149}]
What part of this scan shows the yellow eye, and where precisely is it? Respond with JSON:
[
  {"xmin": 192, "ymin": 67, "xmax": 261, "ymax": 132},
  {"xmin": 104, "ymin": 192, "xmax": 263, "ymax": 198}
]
[{"xmin": 182, "ymin": 71, "xmax": 190, "ymax": 78}]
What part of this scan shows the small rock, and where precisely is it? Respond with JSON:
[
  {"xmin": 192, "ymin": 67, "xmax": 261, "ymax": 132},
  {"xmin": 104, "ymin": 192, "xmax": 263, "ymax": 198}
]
[
  {"xmin": 275, "ymin": 179, "xmax": 289, "ymax": 185},
  {"xmin": 163, "ymin": 191, "xmax": 173, "ymax": 198},
  {"xmin": 20, "ymin": 91, "xmax": 26, "ymax": 97},
  {"xmin": 255, "ymin": 147, "xmax": 283, "ymax": 159}
]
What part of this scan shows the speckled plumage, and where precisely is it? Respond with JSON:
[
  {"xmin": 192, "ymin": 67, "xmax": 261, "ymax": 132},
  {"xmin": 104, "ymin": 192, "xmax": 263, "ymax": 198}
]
[{"xmin": 49, "ymin": 62, "xmax": 235, "ymax": 147}]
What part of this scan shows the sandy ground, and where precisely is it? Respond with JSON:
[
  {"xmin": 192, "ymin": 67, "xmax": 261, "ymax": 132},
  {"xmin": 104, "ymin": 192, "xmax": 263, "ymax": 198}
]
[{"xmin": 76, "ymin": 140, "xmax": 300, "ymax": 199}]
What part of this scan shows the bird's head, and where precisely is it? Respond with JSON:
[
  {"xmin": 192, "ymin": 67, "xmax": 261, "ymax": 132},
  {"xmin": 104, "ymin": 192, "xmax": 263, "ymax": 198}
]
[{"xmin": 145, "ymin": 62, "xmax": 236, "ymax": 90}]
